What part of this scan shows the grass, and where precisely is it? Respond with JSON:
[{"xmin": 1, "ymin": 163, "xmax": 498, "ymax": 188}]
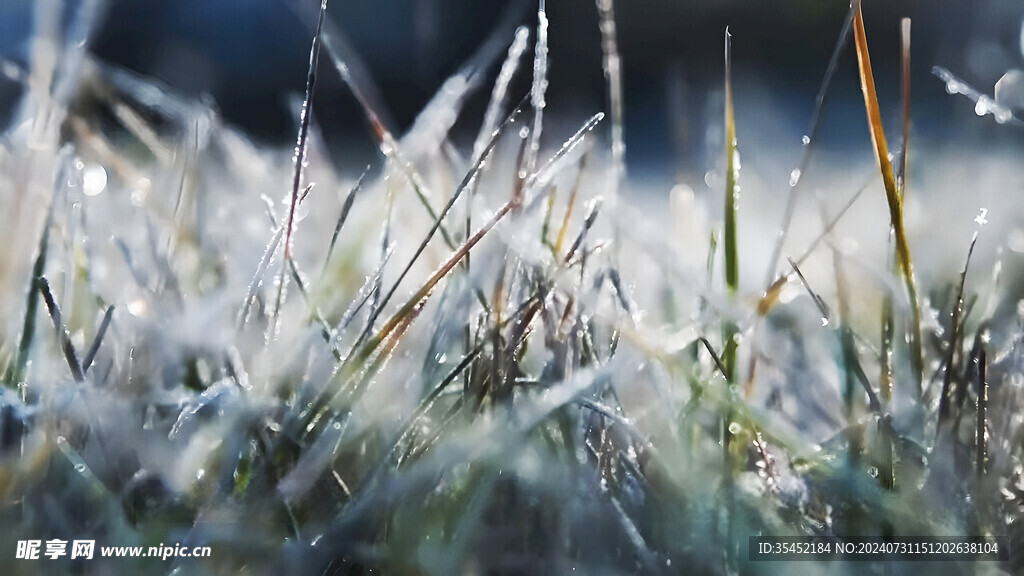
[{"xmin": 0, "ymin": 2, "xmax": 1022, "ymax": 575}]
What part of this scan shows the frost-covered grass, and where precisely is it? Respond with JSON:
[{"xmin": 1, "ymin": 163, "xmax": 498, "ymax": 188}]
[{"xmin": 2, "ymin": 1, "xmax": 1024, "ymax": 575}]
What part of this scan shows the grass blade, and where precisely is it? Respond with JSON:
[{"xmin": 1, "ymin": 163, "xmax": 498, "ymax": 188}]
[
  {"xmin": 852, "ymin": 0, "xmax": 923, "ymax": 396},
  {"xmin": 272, "ymin": 0, "xmax": 328, "ymax": 332},
  {"xmin": 82, "ymin": 305, "xmax": 114, "ymax": 374},
  {"xmin": 595, "ymin": 0, "xmax": 625, "ymax": 194},
  {"xmin": 764, "ymin": 6, "xmax": 853, "ymax": 288},
  {"xmin": 3, "ymin": 203, "xmax": 51, "ymax": 392},
  {"xmin": 937, "ymin": 231, "xmax": 979, "ymax": 433},
  {"xmin": 723, "ymin": 29, "xmax": 739, "ymax": 298},
  {"xmin": 524, "ymin": 0, "xmax": 549, "ymax": 179},
  {"xmin": 37, "ymin": 277, "xmax": 84, "ymax": 382},
  {"xmin": 473, "ymin": 26, "xmax": 530, "ymax": 162},
  {"xmin": 322, "ymin": 167, "xmax": 369, "ymax": 275},
  {"xmin": 897, "ymin": 18, "xmax": 911, "ymax": 195},
  {"xmin": 976, "ymin": 346, "xmax": 987, "ymax": 479},
  {"xmin": 359, "ymin": 98, "xmax": 529, "ymax": 345}
]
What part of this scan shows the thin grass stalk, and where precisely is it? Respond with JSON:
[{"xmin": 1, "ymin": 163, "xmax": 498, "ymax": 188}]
[
  {"xmin": 977, "ymin": 346, "xmax": 987, "ymax": 479},
  {"xmin": 720, "ymin": 27, "xmax": 740, "ymax": 570},
  {"xmin": 595, "ymin": 0, "xmax": 625, "ymax": 195},
  {"xmin": 756, "ymin": 171, "xmax": 874, "ymax": 318},
  {"xmin": 81, "ymin": 305, "xmax": 114, "ymax": 374},
  {"xmin": 937, "ymin": 232, "xmax": 978, "ymax": 433},
  {"xmin": 554, "ymin": 151, "xmax": 588, "ymax": 256},
  {"xmin": 851, "ymin": 0, "xmax": 923, "ymax": 397},
  {"xmin": 897, "ymin": 18, "xmax": 911, "ymax": 195},
  {"xmin": 358, "ymin": 99, "xmax": 528, "ymax": 349},
  {"xmin": 763, "ymin": 6, "xmax": 853, "ymax": 288},
  {"xmin": 525, "ymin": 0, "xmax": 549, "ymax": 179},
  {"xmin": 272, "ymin": 0, "xmax": 328, "ymax": 332},
  {"xmin": 37, "ymin": 277, "xmax": 84, "ymax": 382},
  {"xmin": 322, "ymin": 168, "xmax": 368, "ymax": 275},
  {"xmin": 879, "ymin": 263, "xmax": 896, "ymax": 400},
  {"xmin": 3, "ymin": 204, "xmax": 51, "ymax": 394}
]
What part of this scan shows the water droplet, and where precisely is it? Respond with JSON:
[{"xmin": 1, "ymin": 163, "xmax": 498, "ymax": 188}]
[
  {"xmin": 127, "ymin": 299, "xmax": 150, "ymax": 318},
  {"xmin": 196, "ymin": 469, "xmax": 206, "ymax": 480},
  {"xmin": 820, "ymin": 317, "xmax": 829, "ymax": 327},
  {"xmin": 519, "ymin": 126, "xmax": 529, "ymax": 139},
  {"xmin": 801, "ymin": 134, "xmax": 811, "ymax": 145},
  {"xmin": 728, "ymin": 421, "xmax": 742, "ymax": 435},
  {"xmin": 74, "ymin": 463, "xmax": 86, "ymax": 473},
  {"xmin": 975, "ymin": 99, "xmax": 990, "ymax": 117},
  {"xmin": 867, "ymin": 466, "xmax": 879, "ymax": 478},
  {"xmin": 82, "ymin": 164, "xmax": 107, "ymax": 196},
  {"xmin": 789, "ymin": 168, "xmax": 802, "ymax": 188}
]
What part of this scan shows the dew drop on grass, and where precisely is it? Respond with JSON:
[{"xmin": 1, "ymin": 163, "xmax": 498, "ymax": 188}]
[
  {"xmin": 74, "ymin": 463, "xmax": 86, "ymax": 473},
  {"xmin": 801, "ymin": 134, "xmax": 811, "ymax": 145},
  {"xmin": 975, "ymin": 99, "xmax": 989, "ymax": 117},
  {"xmin": 728, "ymin": 421, "xmax": 742, "ymax": 435},
  {"xmin": 789, "ymin": 168, "xmax": 801, "ymax": 188},
  {"xmin": 131, "ymin": 178, "xmax": 151, "ymax": 206},
  {"xmin": 82, "ymin": 164, "xmax": 107, "ymax": 196},
  {"xmin": 867, "ymin": 466, "xmax": 879, "ymax": 478}
]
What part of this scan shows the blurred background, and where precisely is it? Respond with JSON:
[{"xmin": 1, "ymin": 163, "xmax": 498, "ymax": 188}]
[{"xmin": 2, "ymin": 0, "xmax": 1024, "ymax": 190}]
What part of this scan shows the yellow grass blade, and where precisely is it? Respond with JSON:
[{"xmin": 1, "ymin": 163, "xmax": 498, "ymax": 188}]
[{"xmin": 851, "ymin": 1, "xmax": 923, "ymax": 395}]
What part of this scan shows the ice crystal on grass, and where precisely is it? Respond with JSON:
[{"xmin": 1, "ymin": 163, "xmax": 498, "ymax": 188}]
[{"xmin": 2, "ymin": 2, "xmax": 1024, "ymax": 576}]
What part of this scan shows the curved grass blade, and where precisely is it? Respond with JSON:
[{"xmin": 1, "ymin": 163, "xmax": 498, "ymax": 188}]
[
  {"xmin": 852, "ymin": 0, "xmax": 923, "ymax": 396},
  {"xmin": 322, "ymin": 167, "xmax": 369, "ymax": 275}
]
